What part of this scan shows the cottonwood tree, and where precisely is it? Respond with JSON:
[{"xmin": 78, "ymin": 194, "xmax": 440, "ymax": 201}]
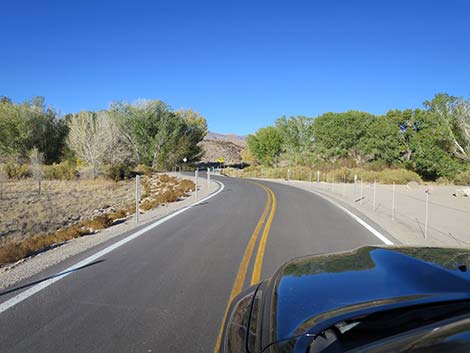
[
  {"xmin": 246, "ymin": 126, "xmax": 283, "ymax": 166},
  {"xmin": 30, "ymin": 147, "xmax": 44, "ymax": 195},
  {"xmin": 424, "ymin": 93, "xmax": 470, "ymax": 161},
  {"xmin": 0, "ymin": 97, "xmax": 67, "ymax": 163},
  {"xmin": 67, "ymin": 111, "xmax": 127, "ymax": 178},
  {"xmin": 313, "ymin": 111, "xmax": 374, "ymax": 163},
  {"xmin": 110, "ymin": 101, "xmax": 207, "ymax": 170},
  {"xmin": 275, "ymin": 116, "xmax": 315, "ymax": 165}
]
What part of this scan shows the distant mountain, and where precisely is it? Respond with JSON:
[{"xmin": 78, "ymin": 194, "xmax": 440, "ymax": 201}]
[
  {"xmin": 199, "ymin": 131, "xmax": 247, "ymax": 164},
  {"xmin": 205, "ymin": 132, "xmax": 246, "ymax": 147}
]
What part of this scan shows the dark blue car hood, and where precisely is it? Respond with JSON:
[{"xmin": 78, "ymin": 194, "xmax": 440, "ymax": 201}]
[{"xmin": 272, "ymin": 246, "xmax": 470, "ymax": 341}]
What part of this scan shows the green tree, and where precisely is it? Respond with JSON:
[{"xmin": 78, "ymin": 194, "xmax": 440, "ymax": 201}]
[
  {"xmin": 110, "ymin": 101, "xmax": 207, "ymax": 169},
  {"xmin": 246, "ymin": 126, "xmax": 283, "ymax": 166},
  {"xmin": 0, "ymin": 97, "xmax": 67, "ymax": 163},
  {"xmin": 275, "ymin": 115, "xmax": 315, "ymax": 164},
  {"xmin": 313, "ymin": 111, "xmax": 374, "ymax": 163},
  {"xmin": 424, "ymin": 93, "xmax": 470, "ymax": 161},
  {"xmin": 359, "ymin": 114, "xmax": 404, "ymax": 165}
]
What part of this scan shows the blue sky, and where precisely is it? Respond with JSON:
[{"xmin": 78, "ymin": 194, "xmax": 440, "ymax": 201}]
[{"xmin": 1, "ymin": 0, "xmax": 469, "ymax": 135}]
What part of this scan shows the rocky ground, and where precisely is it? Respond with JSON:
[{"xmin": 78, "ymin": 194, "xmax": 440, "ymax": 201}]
[
  {"xmin": 199, "ymin": 131, "xmax": 247, "ymax": 165},
  {"xmin": 1, "ymin": 179, "xmax": 134, "ymax": 245},
  {"xmin": 199, "ymin": 139, "xmax": 244, "ymax": 164},
  {"xmin": 0, "ymin": 174, "xmax": 193, "ymax": 248}
]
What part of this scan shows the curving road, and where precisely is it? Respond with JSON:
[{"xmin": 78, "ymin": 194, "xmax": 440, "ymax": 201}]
[{"xmin": 0, "ymin": 176, "xmax": 390, "ymax": 353}]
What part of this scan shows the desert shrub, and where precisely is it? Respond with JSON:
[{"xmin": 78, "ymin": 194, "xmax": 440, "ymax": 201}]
[
  {"xmin": 159, "ymin": 174, "xmax": 172, "ymax": 183},
  {"xmin": 44, "ymin": 161, "xmax": 78, "ymax": 180},
  {"xmin": 453, "ymin": 171, "xmax": 470, "ymax": 186},
  {"xmin": 105, "ymin": 163, "xmax": 132, "ymax": 181},
  {"xmin": 81, "ymin": 215, "xmax": 114, "ymax": 230},
  {"xmin": 319, "ymin": 168, "xmax": 421, "ymax": 184},
  {"xmin": 4, "ymin": 162, "xmax": 30, "ymax": 179},
  {"xmin": 179, "ymin": 179, "xmax": 195, "ymax": 192},
  {"xmin": 0, "ymin": 207, "xmax": 136, "ymax": 264},
  {"xmin": 375, "ymin": 169, "xmax": 422, "ymax": 184},
  {"xmin": 362, "ymin": 160, "xmax": 391, "ymax": 171},
  {"xmin": 225, "ymin": 166, "xmax": 422, "ymax": 185},
  {"xmin": 436, "ymin": 177, "xmax": 451, "ymax": 185},
  {"xmin": 133, "ymin": 164, "xmax": 153, "ymax": 176}
]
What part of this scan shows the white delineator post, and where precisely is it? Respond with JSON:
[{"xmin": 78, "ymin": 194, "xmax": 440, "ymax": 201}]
[
  {"xmin": 392, "ymin": 182, "xmax": 396, "ymax": 220},
  {"xmin": 135, "ymin": 174, "xmax": 140, "ymax": 223},
  {"xmin": 194, "ymin": 169, "xmax": 199, "ymax": 200},
  {"xmin": 317, "ymin": 171, "xmax": 320, "ymax": 183},
  {"xmin": 207, "ymin": 167, "xmax": 210, "ymax": 186},
  {"xmin": 354, "ymin": 174, "xmax": 358, "ymax": 194},
  {"xmin": 424, "ymin": 188, "xmax": 430, "ymax": 239}
]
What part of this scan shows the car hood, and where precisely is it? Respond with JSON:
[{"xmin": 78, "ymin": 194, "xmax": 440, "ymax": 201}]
[{"xmin": 271, "ymin": 246, "xmax": 470, "ymax": 342}]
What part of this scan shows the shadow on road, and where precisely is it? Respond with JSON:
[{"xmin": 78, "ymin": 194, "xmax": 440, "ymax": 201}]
[{"xmin": 0, "ymin": 259, "xmax": 105, "ymax": 297}]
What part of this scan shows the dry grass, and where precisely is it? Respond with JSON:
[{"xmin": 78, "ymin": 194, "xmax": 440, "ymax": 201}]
[
  {"xmin": 225, "ymin": 166, "xmax": 423, "ymax": 184},
  {"xmin": 0, "ymin": 174, "xmax": 194, "ymax": 264}
]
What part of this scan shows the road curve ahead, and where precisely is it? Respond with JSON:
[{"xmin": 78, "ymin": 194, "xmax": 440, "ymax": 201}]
[{"xmin": 0, "ymin": 176, "xmax": 388, "ymax": 353}]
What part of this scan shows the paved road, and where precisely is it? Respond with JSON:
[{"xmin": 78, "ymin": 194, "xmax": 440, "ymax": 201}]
[{"xmin": 0, "ymin": 176, "xmax": 386, "ymax": 353}]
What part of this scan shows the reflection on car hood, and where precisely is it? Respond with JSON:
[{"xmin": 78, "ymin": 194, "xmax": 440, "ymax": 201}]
[{"xmin": 273, "ymin": 246, "xmax": 470, "ymax": 341}]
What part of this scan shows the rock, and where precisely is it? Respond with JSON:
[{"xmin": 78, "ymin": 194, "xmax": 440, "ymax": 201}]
[
  {"xmin": 453, "ymin": 188, "xmax": 470, "ymax": 197},
  {"xmin": 407, "ymin": 181, "xmax": 419, "ymax": 190}
]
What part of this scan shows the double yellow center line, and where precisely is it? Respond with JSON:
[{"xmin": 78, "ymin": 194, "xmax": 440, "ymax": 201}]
[{"xmin": 213, "ymin": 181, "xmax": 277, "ymax": 353}]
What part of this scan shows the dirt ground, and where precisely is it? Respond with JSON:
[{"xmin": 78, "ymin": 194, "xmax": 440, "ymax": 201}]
[
  {"xmin": 0, "ymin": 174, "xmax": 193, "ymax": 247},
  {"xmin": 0, "ymin": 179, "xmax": 134, "ymax": 245}
]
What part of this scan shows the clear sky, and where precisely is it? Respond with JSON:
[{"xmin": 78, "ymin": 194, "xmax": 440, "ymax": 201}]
[{"xmin": 1, "ymin": 0, "xmax": 469, "ymax": 135}]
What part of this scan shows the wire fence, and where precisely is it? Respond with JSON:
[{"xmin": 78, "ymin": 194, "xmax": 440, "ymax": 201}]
[{"xmin": 308, "ymin": 180, "xmax": 470, "ymax": 247}]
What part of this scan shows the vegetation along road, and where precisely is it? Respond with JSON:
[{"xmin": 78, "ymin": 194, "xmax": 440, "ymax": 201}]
[{"xmin": 0, "ymin": 174, "xmax": 393, "ymax": 353}]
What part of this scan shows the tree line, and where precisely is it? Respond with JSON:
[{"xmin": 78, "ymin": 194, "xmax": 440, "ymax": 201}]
[
  {"xmin": 0, "ymin": 96, "xmax": 207, "ymax": 179},
  {"xmin": 246, "ymin": 93, "xmax": 470, "ymax": 181}
]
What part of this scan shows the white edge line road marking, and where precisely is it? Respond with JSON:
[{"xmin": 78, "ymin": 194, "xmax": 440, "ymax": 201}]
[
  {"xmin": 0, "ymin": 180, "xmax": 225, "ymax": 315},
  {"xmin": 307, "ymin": 187, "xmax": 394, "ymax": 245}
]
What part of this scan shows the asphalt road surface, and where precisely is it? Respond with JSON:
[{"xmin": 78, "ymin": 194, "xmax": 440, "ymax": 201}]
[{"xmin": 0, "ymin": 176, "xmax": 391, "ymax": 353}]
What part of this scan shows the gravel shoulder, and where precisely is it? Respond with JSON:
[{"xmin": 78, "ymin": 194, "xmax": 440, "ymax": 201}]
[
  {"xmin": 0, "ymin": 173, "xmax": 219, "ymax": 291},
  {"xmin": 253, "ymin": 178, "xmax": 470, "ymax": 248}
]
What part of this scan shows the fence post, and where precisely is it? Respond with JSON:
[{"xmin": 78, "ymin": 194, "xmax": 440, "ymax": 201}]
[
  {"xmin": 424, "ymin": 189, "xmax": 430, "ymax": 239},
  {"xmin": 373, "ymin": 180, "xmax": 377, "ymax": 211},
  {"xmin": 195, "ymin": 169, "xmax": 199, "ymax": 200},
  {"xmin": 135, "ymin": 174, "xmax": 140, "ymax": 223},
  {"xmin": 392, "ymin": 182, "xmax": 396, "ymax": 220},
  {"xmin": 360, "ymin": 177, "xmax": 363, "ymax": 205}
]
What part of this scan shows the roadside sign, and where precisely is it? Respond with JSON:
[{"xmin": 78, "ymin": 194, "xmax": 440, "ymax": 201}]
[{"xmin": 218, "ymin": 157, "xmax": 224, "ymax": 163}]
